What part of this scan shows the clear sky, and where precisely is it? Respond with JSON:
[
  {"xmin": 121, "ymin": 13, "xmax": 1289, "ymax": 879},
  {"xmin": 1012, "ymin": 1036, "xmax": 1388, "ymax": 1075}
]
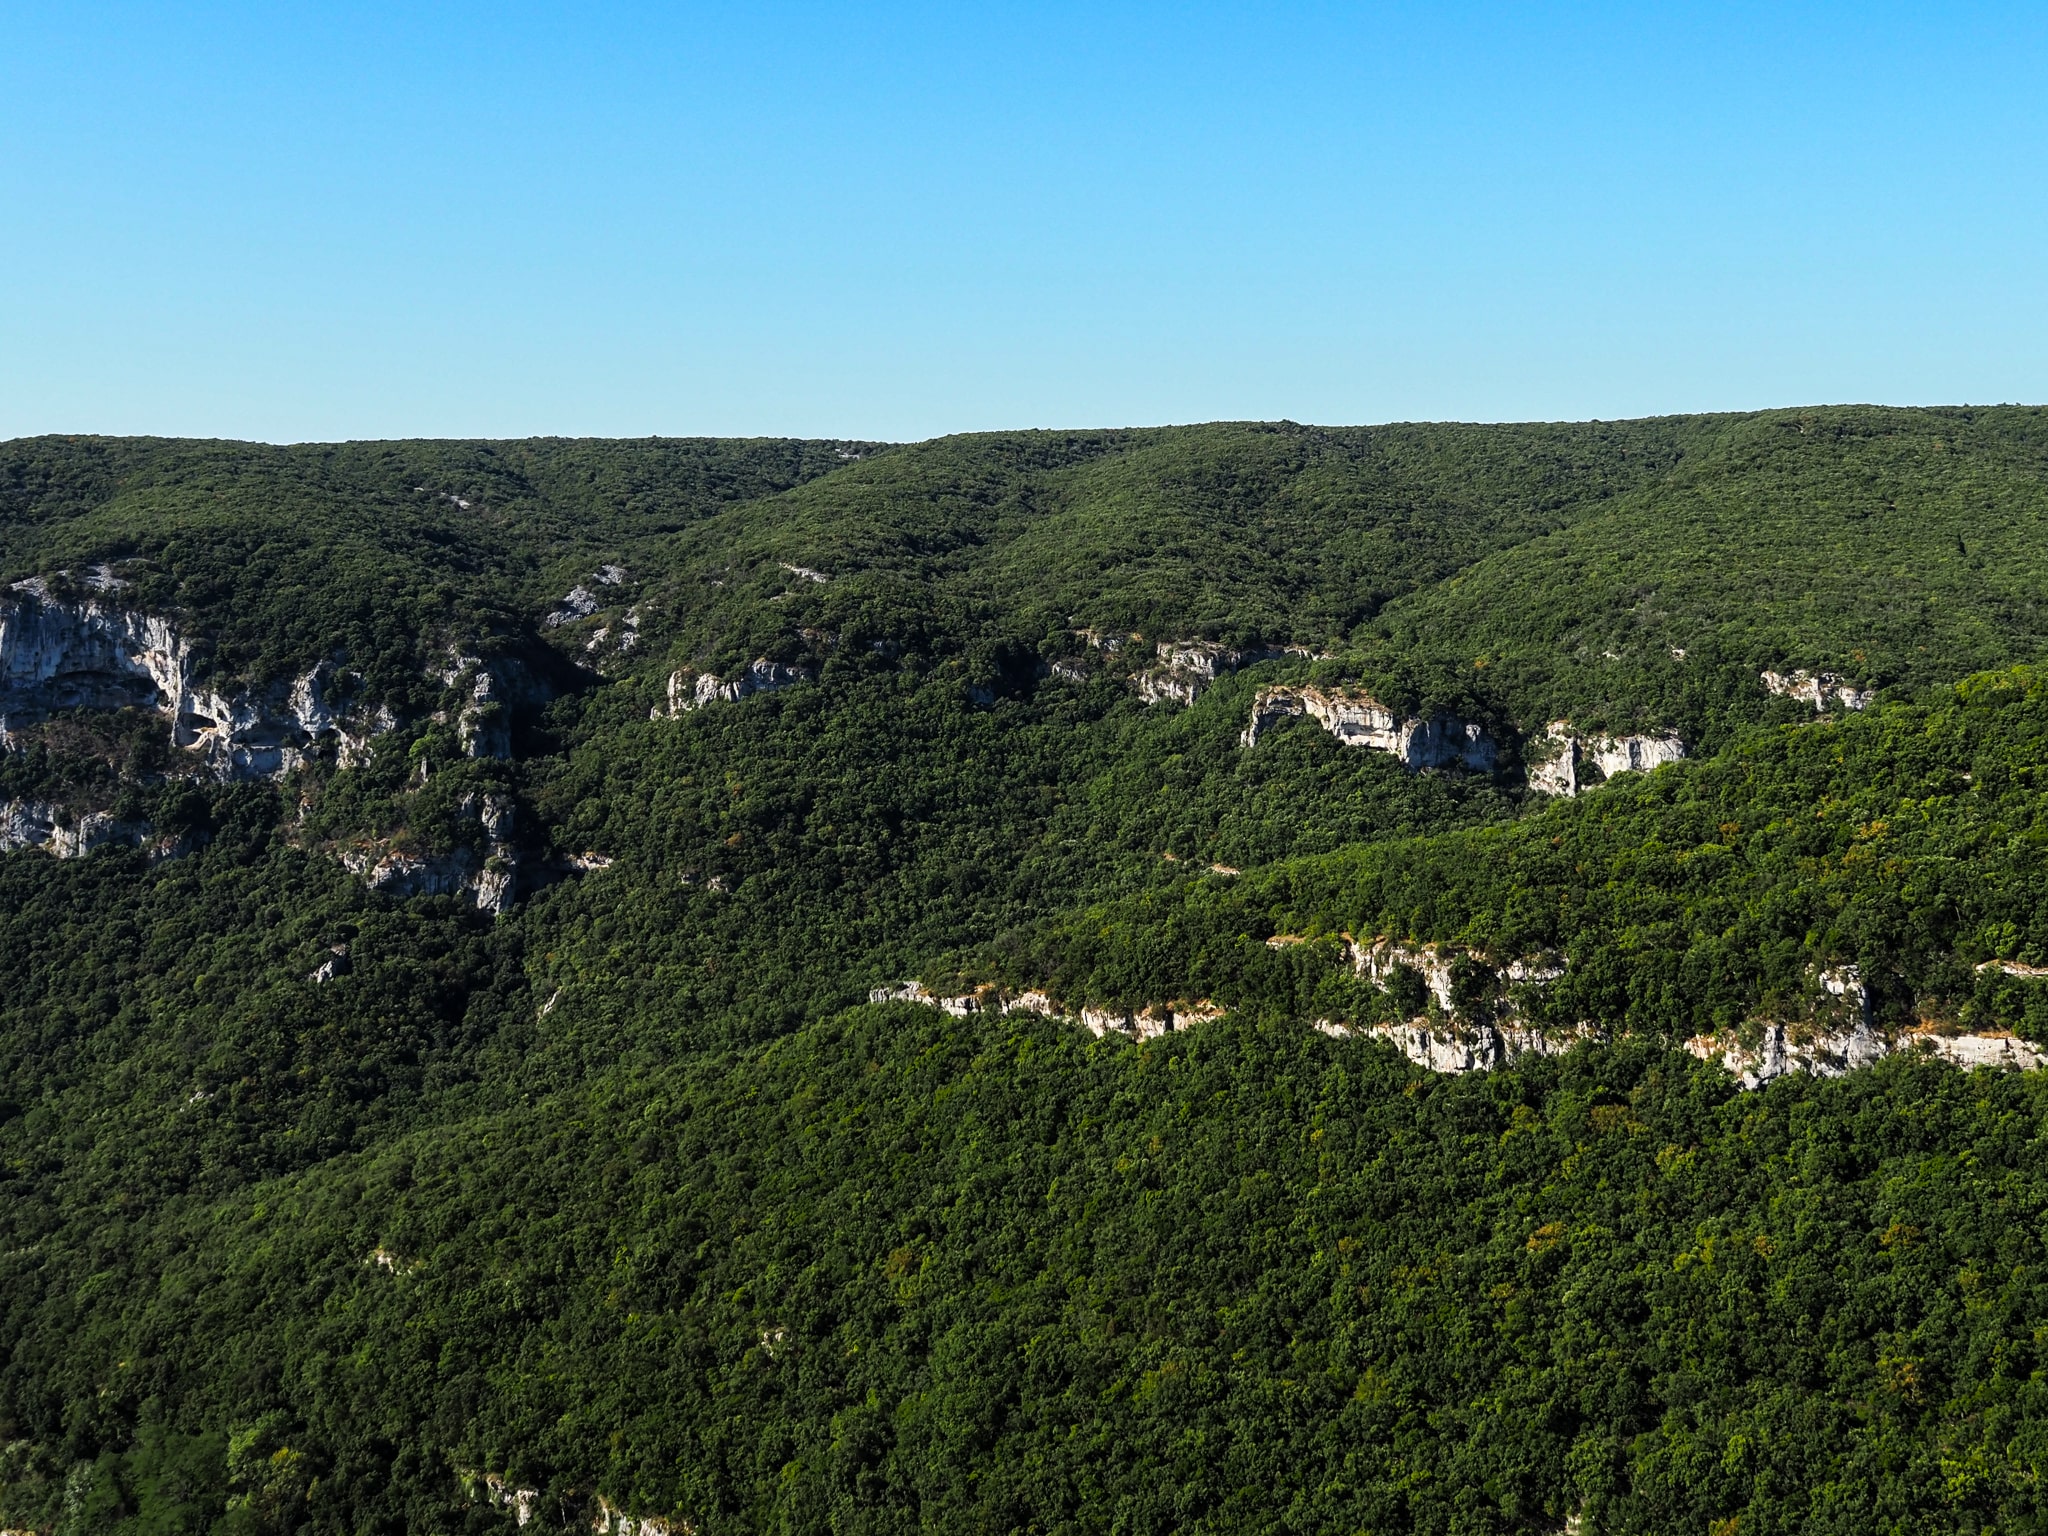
[{"xmin": 4, "ymin": 2, "xmax": 2045, "ymax": 442}]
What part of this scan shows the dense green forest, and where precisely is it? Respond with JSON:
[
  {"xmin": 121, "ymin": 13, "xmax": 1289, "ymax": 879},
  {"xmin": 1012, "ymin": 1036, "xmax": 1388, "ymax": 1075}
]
[{"xmin": 6, "ymin": 407, "xmax": 2048, "ymax": 1533}]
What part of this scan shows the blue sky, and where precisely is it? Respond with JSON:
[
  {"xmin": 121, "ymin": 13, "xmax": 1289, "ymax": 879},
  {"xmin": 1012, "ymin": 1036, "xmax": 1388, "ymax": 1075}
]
[{"xmin": 3, "ymin": 2, "xmax": 2045, "ymax": 441}]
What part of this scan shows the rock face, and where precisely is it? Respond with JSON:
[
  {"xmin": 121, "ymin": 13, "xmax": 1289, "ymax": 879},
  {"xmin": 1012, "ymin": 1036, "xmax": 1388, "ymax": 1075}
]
[
  {"xmin": 1762, "ymin": 669, "xmax": 1874, "ymax": 711},
  {"xmin": 872, "ymin": 946, "xmax": 2045, "ymax": 1089},
  {"xmin": 590, "ymin": 1494, "xmax": 681, "ymax": 1536},
  {"xmin": 338, "ymin": 793, "xmax": 522, "ymax": 915},
  {"xmin": 1529, "ymin": 723, "xmax": 1686, "ymax": 796},
  {"xmin": 868, "ymin": 980, "xmax": 1222, "ymax": 1040},
  {"xmin": 1346, "ymin": 936, "xmax": 1566, "ymax": 1022},
  {"xmin": 1241, "ymin": 686, "xmax": 1497, "ymax": 771},
  {"xmin": 1685, "ymin": 1023, "xmax": 2043, "ymax": 1086},
  {"xmin": 0, "ymin": 581, "xmax": 395, "ymax": 777},
  {"xmin": 656, "ymin": 659, "xmax": 813, "ymax": 717},
  {"xmin": 1131, "ymin": 640, "xmax": 1320, "ymax": 705},
  {"xmin": 1336, "ymin": 1020, "xmax": 1597, "ymax": 1072},
  {"xmin": 307, "ymin": 945, "xmax": 352, "ymax": 984},
  {"xmin": 0, "ymin": 800, "xmax": 154, "ymax": 859},
  {"xmin": 432, "ymin": 650, "xmax": 551, "ymax": 761}
]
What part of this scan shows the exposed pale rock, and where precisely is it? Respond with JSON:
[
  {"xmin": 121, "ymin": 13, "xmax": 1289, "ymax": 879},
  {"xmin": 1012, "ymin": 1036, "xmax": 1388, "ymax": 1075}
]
[
  {"xmin": 0, "ymin": 800, "xmax": 152, "ymax": 859},
  {"xmin": 869, "ymin": 980, "xmax": 980, "ymax": 1016},
  {"xmin": 1682, "ymin": 1020, "xmax": 2012, "ymax": 1087},
  {"xmin": 1530, "ymin": 722, "xmax": 1685, "ymax": 797},
  {"xmin": 471, "ymin": 864, "xmax": 517, "ymax": 916},
  {"xmin": 1352, "ymin": 937, "xmax": 1458, "ymax": 1011},
  {"xmin": 1348, "ymin": 937, "xmax": 1567, "ymax": 1030},
  {"xmin": 457, "ymin": 1469, "xmax": 541, "ymax": 1529},
  {"xmin": 544, "ymin": 585, "xmax": 600, "ymax": 627},
  {"xmin": 1073, "ymin": 627, "xmax": 1130, "ymax": 655},
  {"xmin": 1134, "ymin": 666, "xmax": 1204, "ymax": 706},
  {"xmin": 656, "ymin": 659, "xmax": 814, "ymax": 718},
  {"xmin": 443, "ymin": 653, "xmax": 554, "ymax": 759},
  {"xmin": 1347, "ymin": 1021, "xmax": 1598, "ymax": 1072},
  {"xmin": 338, "ymin": 793, "xmax": 519, "ymax": 915},
  {"xmin": 590, "ymin": 1494, "xmax": 684, "ymax": 1536},
  {"xmin": 1133, "ymin": 639, "xmax": 1325, "ymax": 707},
  {"xmin": 1, "ymin": 585, "xmax": 397, "ymax": 777},
  {"xmin": 1914, "ymin": 1032, "xmax": 2048, "ymax": 1069},
  {"xmin": 780, "ymin": 562, "xmax": 831, "ymax": 584},
  {"xmin": 1762, "ymin": 669, "xmax": 1874, "ymax": 711},
  {"xmin": 308, "ymin": 945, "xmax": 351, "ymax": 984},
  {"xmin": 1977, "ymin": 959, "xmax": 2048, "ymax": 979},
  {"xmin": 1077, "ymin": 1000, "xmax": 1220, "ymax": 1038},
  {"xmin": 871, "ymin": 981, "xmax": 1219, "ymax": 1039},
  {"xmin": 1241, "ymin": 685, "xmax": 1497, "ymax": 770}
]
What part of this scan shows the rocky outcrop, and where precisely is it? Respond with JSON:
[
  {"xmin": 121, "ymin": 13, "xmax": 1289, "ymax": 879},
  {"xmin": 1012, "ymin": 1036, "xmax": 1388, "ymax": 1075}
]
[
  {"xmin": 458, "ymin": 1471, "xmax": 540, "ymax": 1529},
  {"xmin": 1685, "ymin": 1023, "xmax": 2043, "ymax": 1087},
  {"xmin": 1351, "ymin": 937, "xmax": 1458, "ymax": 1011},
  {"xmin": 1529, "ymin": 722, "xmax": 1686, "ymax": 796},
  {"xmin": 871, "ymin": 947, "xmax": 2045, "ymax": 1089},
  {"xmin": 590, "ymin": 1495, "xmax": 686, "ymax": 1536},
  {"xmin": 1328, "ymin": 1019, "xmax": 1598, "ymax": 1072},
  {"xmin": 307, "ymin": 944, "xmax": 352, "ymax": 983},
  {"xmin": 1241, "ymin": 686, "xmax": 1497, "ymax": 771},
  {"xmin": 868, "ymin": 980, "xmax": 1222, "ymax": 1040},
  {"xmin": 457, "ymin": 1471, "xmax": 686, "ymax": 1536},
  {"xmin": 1078, "ymin": 999, "xmax": 1225, "ymax": 1039},
  {"xmin": 544, "ymin": 585, "xmax": 601, "ymax": 627},
  {"xmin": 1342, "ymin": 1010, "xmax": 2042, "ymax": 1086},
  {"xmin": 655, "ymin": 659, "xmax": 813, "ymax": 717},
  {"xmin": 1, "ymin": 581, "xmax": 398, "ymax": 778},
  {"xmin": 544, "ymin": 564, "xmax": 629, "ymax": 630},
  {"xmin": 430, "ymin": 651, "xmax": 552, "ymax": 761},
  {"xmin": 1763, "ymin": 669, "xmax": 1873, "ymax": 711},
  {"xmin": 338, "ymin": 793, "xmax": 521, "ymax": 915},
  {"xmin": 869, "ymin": 980, "xmax": 1060, "ymax": 1018},
  {"xmin": 0, "ymin": 799, "xmax": 154, "ymax": 859},
  {"xmin": 1132, "ymin": 640, "xmax": 1320, "ymax": 706},
  {"xmin": 1347, "ymin": 936, "xmax": 1565, "ymax": 1016}
]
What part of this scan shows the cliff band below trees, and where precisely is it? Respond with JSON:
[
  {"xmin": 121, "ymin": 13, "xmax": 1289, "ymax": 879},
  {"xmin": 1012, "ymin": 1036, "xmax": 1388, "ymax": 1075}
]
[
  {"xmin": 1240, "ymin": 684, "xmax": 1498, "ymax": 770},
  {"xmin": 0, "ymin": 579, "xmax": 389, "ymax": 778}
]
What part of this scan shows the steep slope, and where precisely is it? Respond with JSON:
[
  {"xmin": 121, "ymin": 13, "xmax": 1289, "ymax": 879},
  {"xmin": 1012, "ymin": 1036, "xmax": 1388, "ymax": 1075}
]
[
  {"xmin": 1360, "ymin": 405, "xmax": 2048, "ymax": 738},
  {"xmin": 8, "ymin": 409, "xmax": 2048, "ymax": 1535}
]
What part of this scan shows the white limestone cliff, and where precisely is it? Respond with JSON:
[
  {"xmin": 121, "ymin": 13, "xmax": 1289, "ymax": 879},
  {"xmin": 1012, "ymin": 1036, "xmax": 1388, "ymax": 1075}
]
[
  {"xmin": 1241, "ymin": 685, "xmax": 1498, "ymax": 771},
  {"xmin": 868, "ymin": 980, "xmax": 1222, "ymax": 1040},
  {"xmin": 0, "ymin": 581, "xmax": 398, "ymax": 778},
  {"xmin": 0, "ymin": 800, "xmax": 155, "ymax": 860},
  {"xmin": 431, "ymin": 649, "xmax": 550, "ymax": 761},
  {"xmin": 1529, "ymin": 722, "xmax": 1686, "ymax": 797},
  {"xmin": 1131, "ymin": 639, "xmax": 1323, "ymax": 706},
  {"xmin": 1329, "ymin": 1020, "xmax": 1599, "ymax": 1072},
  {"xmin": 1685, "ymin": 1023, "xmax": 2043, "ymax": 1086},
  {"xmin": 336, "ymin": 792, "xmax": 521, "ymax": 915},
  {"xmin": 872, "ymin": 947, "xmax": 2043, "ymax": 1089},
  {"xmin": 1762, "ymin": 669, "xmax": 1874, "ymax": 711},
  {"xmin": 456, "ymin": 1469, "xmax": 541, "ymax": 1529},
  {"xmin": 655, "ymin": 658, "xmax": 814, "ymax": 717}
]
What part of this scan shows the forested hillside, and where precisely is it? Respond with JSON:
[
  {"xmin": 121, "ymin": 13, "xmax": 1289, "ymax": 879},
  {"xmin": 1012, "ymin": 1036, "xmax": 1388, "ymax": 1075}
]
[{"xmin": 6, "ymin": 406, "xmax": 2048, "ymax": 1534}]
